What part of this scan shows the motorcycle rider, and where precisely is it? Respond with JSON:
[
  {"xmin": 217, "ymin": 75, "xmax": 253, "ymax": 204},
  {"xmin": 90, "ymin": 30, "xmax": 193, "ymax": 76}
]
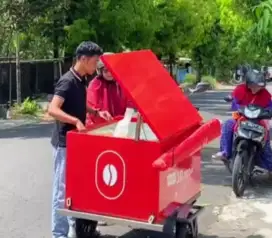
[
  {"xmin": 213, "ymin": 71, "xmax": 272, "ymax": 170},
  {"xmin": 226, "ymin": 64, "xmax": 253, "ymax": 103}
]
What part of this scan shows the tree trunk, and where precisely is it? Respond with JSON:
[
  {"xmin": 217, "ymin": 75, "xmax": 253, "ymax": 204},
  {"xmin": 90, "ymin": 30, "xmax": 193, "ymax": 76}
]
[
  {"xmin": 53, "ymin": 19, "xmax": 60, "ymax": 86},
  {"xmin": 210, "ymin": 66, "xmax": 216, "ymax": 77},
  {"xmin": 169, "ymin": 53, "xmax": 177, "ymax": 83},
  {"xmin": 9, "ymin": 60, "xmax": 12, "ymax": 106},
  {"xmin": 15, "ymin": 32, "xmax": 21, "ymax": 104},
  {"xmin": 196, "ymin": 55, "xmax": 203, "ymax": 83},
  {"xmin": 169, "ymin": 62, "xmax": 173, "ymax": 77}
]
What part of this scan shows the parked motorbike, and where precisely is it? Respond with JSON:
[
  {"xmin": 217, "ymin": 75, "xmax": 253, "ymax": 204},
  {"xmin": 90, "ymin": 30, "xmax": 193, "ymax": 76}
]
[
  {"xmin": 224, "ymin": 100, "xmax": 272, "ymax": 197},
  {"xmin": 231, "ymin": 73, "xmax": 243, "ymax": 85}
]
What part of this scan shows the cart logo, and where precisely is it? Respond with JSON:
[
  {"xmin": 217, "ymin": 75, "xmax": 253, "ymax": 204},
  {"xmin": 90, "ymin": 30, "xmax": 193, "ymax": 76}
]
[
  {"xmin": 103, "ymin": 164, "xmax": 118, "ymax": 186},
  {"xmin": 95, "ymin": 150, "xmax": 126, "ymax": 200}
]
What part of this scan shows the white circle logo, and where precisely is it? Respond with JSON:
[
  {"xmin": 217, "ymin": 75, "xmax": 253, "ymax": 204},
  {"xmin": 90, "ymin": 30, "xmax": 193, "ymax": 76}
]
[
  {"xmin": 103, "ymin": 164, "xmax": 118, "ymax": 186},
  {"xmin": 95, "ymin": 150, "xmax": 126, "ymax": 200}
]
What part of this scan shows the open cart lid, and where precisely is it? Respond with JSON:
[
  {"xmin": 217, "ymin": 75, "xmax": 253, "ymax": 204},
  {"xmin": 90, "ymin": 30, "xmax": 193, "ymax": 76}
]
[{"xmin": 101, "ymin": 50, "xmax": 202, "ymax": 141}]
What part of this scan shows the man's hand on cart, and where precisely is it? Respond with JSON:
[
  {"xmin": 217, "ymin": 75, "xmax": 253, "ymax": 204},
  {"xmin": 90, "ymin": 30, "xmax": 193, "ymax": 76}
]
[
  {"xmin": 87, "ymin": 106, "xmax": 113, "ymax": 121},
  {"xmin": 98, "ymin": 110, "xmax": 113, "ymax": 121},
  {"xmin": 75, "ymin": 119, "xmax": 87, "ymax": 132}
]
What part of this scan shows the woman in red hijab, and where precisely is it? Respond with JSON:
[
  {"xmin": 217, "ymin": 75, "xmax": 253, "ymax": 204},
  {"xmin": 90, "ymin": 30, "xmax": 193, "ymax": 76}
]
[
  {"xmin": 86, "ymin": 53, "xmax": 133, "ymax": 127},
  {"xmin": 214, "ymin": 71, "xmax": 272, "ymax": 170}
]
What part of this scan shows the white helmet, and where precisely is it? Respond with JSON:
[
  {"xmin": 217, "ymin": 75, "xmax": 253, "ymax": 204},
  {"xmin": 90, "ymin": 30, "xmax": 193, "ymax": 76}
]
[{"xmin": 97, "ymin": 52, "xmax": 114, "ymax": 73}]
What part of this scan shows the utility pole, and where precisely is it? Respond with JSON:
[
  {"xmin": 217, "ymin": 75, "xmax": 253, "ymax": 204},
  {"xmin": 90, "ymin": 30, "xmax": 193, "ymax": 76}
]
[
  {"xmin": 9, "ymin": 58, "xmax": 12, "ymax": 105},
  {"xmin": 15, "ymin": 32, "xmax": 21, "ymax": 104}
]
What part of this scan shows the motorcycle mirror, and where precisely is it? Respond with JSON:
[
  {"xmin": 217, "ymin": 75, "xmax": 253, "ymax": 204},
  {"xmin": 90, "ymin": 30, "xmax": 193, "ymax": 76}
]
[{"xmin": 268, "ymin": 109, "xmax": 272, "ymax": 118}]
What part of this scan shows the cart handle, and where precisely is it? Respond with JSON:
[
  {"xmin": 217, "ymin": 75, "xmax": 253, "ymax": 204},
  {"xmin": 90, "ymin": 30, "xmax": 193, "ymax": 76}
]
[{"xmin": 152, "ymin": 119, "xmax": 221, "ymax": 171}]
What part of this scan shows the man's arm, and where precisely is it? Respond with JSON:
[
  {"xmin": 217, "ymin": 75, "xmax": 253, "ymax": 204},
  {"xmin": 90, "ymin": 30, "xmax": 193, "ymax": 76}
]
[
  {"xmin": 48, "ymin": 78, "xmax": 79, "ymax": 125},
  {"xmin": 86, "ymin": 105, "xmax": 112, "ymax": 120},
  {"xmin": 49, "ymin": 96, "xmax": 78, "ymax": 125}
]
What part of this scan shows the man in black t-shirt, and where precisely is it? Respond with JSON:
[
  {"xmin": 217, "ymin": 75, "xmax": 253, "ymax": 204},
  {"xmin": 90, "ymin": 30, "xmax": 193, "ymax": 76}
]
[{"xmin": 48, "ymin": 41, "xmax": 112, "ymax": 238}]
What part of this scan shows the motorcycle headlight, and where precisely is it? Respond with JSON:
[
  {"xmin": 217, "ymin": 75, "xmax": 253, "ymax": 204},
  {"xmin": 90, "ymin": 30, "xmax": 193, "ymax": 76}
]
[
  {"xmin": 244, "ymin": 107, "xmax": 261, "ymax": 119},
  {"xmin": 237, "ymin": 126, "xmax": 264, "ymax": 142}
]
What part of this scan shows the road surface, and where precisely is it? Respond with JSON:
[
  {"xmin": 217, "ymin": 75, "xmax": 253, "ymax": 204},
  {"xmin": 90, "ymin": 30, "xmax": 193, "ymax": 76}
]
[{"xmin": 1, "ymin": 87, "xmax": 272, "ymax": 238}]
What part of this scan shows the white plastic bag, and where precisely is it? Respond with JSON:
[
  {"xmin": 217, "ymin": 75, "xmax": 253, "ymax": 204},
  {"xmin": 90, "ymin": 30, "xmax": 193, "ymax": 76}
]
[{"xmin": 113, "ymin": 108, "xmax": 134, "ymax": 138}]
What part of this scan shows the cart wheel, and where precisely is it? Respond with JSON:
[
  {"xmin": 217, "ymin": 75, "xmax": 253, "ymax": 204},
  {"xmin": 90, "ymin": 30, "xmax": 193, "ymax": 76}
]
[
  {"xmin": 176, "ymin": 219, "xmax": 198, "ymax": 238},
  {"xmin": 163, "ymin": 217, "xmax": 178, "ymax": 237},
  {"xmin": 176, "ymin": 223, "xmax": 191, "ymax": 238},
  {"xmin": 191, "ymin": 218, "xmax": 198, "ymax": 238},
  {"xmin": 75, "ymin": 219, "xmax": 99, "ymax": 238}
]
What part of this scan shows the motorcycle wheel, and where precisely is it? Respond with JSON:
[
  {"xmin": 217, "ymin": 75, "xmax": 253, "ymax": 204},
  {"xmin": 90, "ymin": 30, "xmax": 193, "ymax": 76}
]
[{"xmin": 232, "ymin": 152, "xmax": 248, "ymax": 197}]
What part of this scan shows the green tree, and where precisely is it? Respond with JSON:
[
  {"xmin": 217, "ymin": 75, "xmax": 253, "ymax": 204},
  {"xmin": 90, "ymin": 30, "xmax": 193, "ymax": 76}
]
[
  {"xmin": 252, "ymin": 0, "xmax": 272, "ymax": 59},
  {"xmin": 189, "ymin": 0, "xmax": 219, "ymax": 82},
  {"xmin": 151, "ymin": 0, "xmax": 206, "ymax": 76},
  {"xmin": 64, "ymin": 0, "xmax": 159, "ymax": 54}
]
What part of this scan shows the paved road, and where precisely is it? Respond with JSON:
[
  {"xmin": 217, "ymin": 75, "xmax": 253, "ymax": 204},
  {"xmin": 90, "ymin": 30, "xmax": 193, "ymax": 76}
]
[{"xmin": 1, "ymin": 88, "xmax": 272, "ymax": 238}]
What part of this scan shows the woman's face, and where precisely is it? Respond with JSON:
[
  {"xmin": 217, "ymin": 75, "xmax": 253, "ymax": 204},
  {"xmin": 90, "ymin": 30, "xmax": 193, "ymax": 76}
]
[
  {"xmin": 102, "ymin": 68, "xmax": 114, "ymax": 81},
  {"xmin": 248, "ymin": 84, "xmax": 262, "ymax": 94}
]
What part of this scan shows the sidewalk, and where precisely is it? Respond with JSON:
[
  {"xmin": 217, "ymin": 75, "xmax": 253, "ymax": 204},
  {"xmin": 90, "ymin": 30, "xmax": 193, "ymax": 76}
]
[
  {"xmin": 216, "ymin": 83, "xmax": 235, "ymax": 90},
  {"xmin": 0, "ymin": 100, "xmax": 54, "ymax": 131},
  {"xmin": 0, "ymin": 119, "xmax": 37, "ymax": 130},
  {"xmin": 0, "ymin": 118, "xmax": 53, "ymax": 130}
]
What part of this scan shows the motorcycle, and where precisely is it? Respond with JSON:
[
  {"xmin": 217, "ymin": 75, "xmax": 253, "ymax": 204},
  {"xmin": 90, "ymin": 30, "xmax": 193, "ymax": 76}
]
[{"xmin": 223, "ymin": 98, "xmax": 272, "ymax": 197}]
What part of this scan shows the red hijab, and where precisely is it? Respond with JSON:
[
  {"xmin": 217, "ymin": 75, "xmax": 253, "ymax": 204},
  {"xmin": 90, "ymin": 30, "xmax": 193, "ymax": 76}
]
[
  {"xmin": 232, "ymin": 83, "xmax": 271, "ymax": 108},
  {"xmin": 86, "ymin": 76, "xmax": 132, "ymax": 125}
]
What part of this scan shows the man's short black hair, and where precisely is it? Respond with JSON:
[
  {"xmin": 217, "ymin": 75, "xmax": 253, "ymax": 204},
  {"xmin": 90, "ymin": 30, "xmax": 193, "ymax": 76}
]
[{"xmin": 75, "ymin": 41, "xmax": 103, "ymax": 58}]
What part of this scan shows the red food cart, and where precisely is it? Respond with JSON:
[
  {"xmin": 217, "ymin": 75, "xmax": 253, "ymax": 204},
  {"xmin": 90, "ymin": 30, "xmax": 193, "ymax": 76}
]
[{"xmin": 59, "ymin": 50, "xmax": 221, "ymax": 238}]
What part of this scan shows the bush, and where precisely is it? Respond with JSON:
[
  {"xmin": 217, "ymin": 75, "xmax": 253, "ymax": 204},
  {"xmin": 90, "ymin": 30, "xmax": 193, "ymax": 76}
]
[
  {"xmin": 184, "ymin": 73, "xmax": 197, "ymax": 85},
  {"xmin": 201, "ymin": 75, "xmax": 217, "ymax": 89},
  {"xmin": 12, "ymin": 97, "xmax": 41, "ymax": 117}
]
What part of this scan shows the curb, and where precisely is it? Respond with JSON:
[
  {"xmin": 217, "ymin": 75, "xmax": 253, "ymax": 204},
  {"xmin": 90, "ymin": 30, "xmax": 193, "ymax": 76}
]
[
  {"xmin": 0, "ymin": 119, "xmax": 52, "ymax": 130},
  {"xmin": 0, "ymin": 120, "xmax": 35, "ymax": 130}
]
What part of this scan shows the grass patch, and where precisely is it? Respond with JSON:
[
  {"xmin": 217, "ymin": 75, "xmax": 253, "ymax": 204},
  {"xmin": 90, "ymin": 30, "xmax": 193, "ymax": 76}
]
[
  {"xmin": 184, "ymin": 73, "xmax": 197, "ymax": 85},
  {"xmin": 11, "ymin": 97, "xmax": 43, "ymax": 119},
  {"xmin": 201, "ymin": 75, "xmax": 217, "ymax": 89},
  {"xmin": 183, "ymin": 74, "xmax": 217, "ymax": 89}
]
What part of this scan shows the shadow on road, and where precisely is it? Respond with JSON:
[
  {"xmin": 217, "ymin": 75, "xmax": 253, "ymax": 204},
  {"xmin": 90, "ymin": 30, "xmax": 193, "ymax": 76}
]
[
  {"xmin": 201, "ymin": 147, "xmax": 272, "ymax": 189},
  {"xmin": 102, "ymin": 229, "xmax": 266, "ymax": 238},
  {"xmin": 189, "ymin": 90, "xmax": 231, "ymax": 117},
  {"xmin": 201, "ymin": 147, "xmax": 232, "ymax": 187},
  {"xmin": 102, "ymin": 229, "xmax": 233, "ymax": 238},
  {"xmin": 189, "ymin": 89, "xmax": 231, "ymax": 99},
  {"xmin": 0, "ymin": 122, "xmax": 53, "ymax": 139}
]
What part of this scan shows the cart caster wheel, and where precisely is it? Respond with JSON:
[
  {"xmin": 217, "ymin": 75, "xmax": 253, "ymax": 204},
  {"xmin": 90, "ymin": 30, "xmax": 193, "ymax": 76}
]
[
  {"xmin": 163, "ymin": 217, "xmax": 177, "ymax": 236},
  {"xmin": 191, "ymin": 218, "xmax": 198, "ymax": 238},
  {"xmin": 176, "ymin": 223, "xmax": 192, "ymax": 238},
  {"xmin": 176, "ymin": 219, "xmax": 198, "ymax": 238},
  {"xmin": 249, "ymin": 176, "xmax": 255, "ymax": 187},
  {"xmin": 75, "ymin": 219, "xmax": 99, "ymax": 238}
]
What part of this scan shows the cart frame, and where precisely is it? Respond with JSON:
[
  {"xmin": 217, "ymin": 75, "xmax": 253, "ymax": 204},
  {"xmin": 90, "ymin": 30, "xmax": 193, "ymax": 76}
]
[{"xmin": 58, "ymin": 193, "xmax": 203, "ymax": 236}]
